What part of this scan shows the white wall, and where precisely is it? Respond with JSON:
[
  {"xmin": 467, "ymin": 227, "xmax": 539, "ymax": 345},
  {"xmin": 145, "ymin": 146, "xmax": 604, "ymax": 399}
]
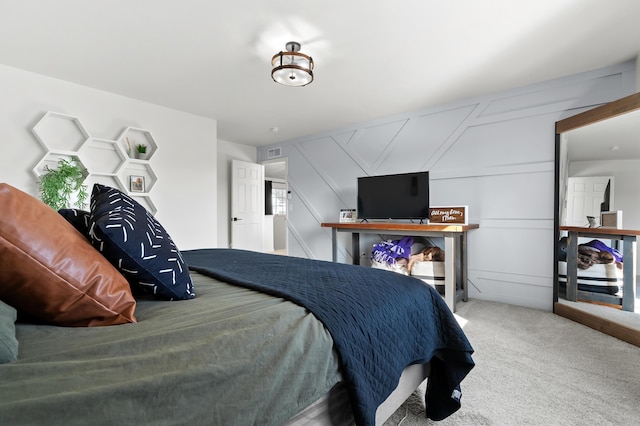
[
  {"xmin": 0, "ymin": 64, "xmax": 217, "ymax": 250},
  {"xmin": 257, "ymin": 61, "xmax": 637, "ymax": 311},
  {"xmin": 216, "ymin": 139, "xmax": 257, "ymax": 249}
]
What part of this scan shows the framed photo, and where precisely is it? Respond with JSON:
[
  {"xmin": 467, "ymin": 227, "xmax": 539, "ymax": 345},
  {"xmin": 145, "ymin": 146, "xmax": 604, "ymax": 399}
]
[
  {"xmin": 130, "ymin": 175, "xmax": 145, "ymax": 193},
  {"xmin": 339, "ymin": 209, "xmax": 357, "ymax": 223}
]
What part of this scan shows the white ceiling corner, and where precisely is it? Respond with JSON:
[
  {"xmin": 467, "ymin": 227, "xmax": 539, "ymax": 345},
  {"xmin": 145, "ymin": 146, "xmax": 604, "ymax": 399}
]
[{"xmin": 0, "ymin": 0, "xmax": 639, "ymax": 147}]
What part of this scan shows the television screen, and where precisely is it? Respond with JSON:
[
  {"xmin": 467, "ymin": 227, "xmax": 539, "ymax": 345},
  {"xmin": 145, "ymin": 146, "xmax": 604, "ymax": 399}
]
[
  {"xmin": 357, "ymin": 171, "xmax": 429, "ymax": 220},
  {"xmin": 600, "ymin": 179, "xmax": 611, "ymax": 212}
]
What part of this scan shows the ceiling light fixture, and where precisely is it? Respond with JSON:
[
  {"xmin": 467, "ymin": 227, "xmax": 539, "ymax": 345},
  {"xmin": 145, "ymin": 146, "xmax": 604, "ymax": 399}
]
[{"xmin": 271, "ymin": 41, "xmax": 314, "ymax": 87}]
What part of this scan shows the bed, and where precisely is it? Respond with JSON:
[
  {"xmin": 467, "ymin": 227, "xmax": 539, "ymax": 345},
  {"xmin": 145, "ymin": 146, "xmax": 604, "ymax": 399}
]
[{"xmin": 0, "ymin": 183, "xmax": 474, "ymax": 425}]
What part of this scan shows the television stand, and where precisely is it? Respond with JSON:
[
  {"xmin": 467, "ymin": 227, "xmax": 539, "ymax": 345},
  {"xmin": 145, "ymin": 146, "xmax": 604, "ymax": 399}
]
[
  {"xmin": 320, "ymin": 222, "xmax": 479, "ymax": 312},
  {"xmin": 560, "ymin": 226, "xmax": 637, "ymax": 311}
]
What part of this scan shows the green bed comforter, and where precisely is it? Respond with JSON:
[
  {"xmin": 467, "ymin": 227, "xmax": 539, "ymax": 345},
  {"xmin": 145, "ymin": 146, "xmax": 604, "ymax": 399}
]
[{"xmin": 0, "ymin": 272, "xmax": 342, "ymax": 425}]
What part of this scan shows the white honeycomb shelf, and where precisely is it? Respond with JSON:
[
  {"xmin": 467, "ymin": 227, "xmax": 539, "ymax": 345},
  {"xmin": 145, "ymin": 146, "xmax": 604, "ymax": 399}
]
[
  {"xmin": 78, "ymin": 138, "xmax": 127, "ymax": 175},
  {"xmin": 31, "ymin": 112, "xmax": 158, "ymax": 215},
  {"xmin": 117, "ymin": 127, "xmax": 158, "ymax": 160},
  {"xmin": 32, "ymin": 112, "xmax": 89, "ymax": 153}
]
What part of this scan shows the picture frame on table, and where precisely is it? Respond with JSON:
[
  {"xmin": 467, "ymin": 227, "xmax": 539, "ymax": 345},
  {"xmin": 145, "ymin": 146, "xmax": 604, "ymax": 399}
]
[{"xmin": 339, "ymin": 209, "xmax": 357, "ymax": 223}]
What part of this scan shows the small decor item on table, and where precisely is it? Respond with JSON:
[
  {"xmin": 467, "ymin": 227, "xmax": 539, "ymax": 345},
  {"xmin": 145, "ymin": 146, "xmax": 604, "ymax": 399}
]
[
  {"xmin": 339, "ymin": 209, "xmax": 356, "ymax": 223},
  {"xmin": 429, "ymin": 206, "xmax": 468, "ymax": 225}
]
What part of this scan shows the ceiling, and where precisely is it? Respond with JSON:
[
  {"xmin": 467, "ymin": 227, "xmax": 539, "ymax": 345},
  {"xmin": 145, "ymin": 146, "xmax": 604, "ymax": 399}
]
[
  {"xmin": 566, "ymin": 109, "xmax": 640, "ymax": 162},
  {"xmin": 1, "ymin": 0, "xmax": 640, "ymax": 147}
]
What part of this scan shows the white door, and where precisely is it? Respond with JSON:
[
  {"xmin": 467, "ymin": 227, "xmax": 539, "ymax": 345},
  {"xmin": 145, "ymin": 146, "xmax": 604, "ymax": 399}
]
[
  {"xmin": 263, "ymin": 158, "xmax": 289, "ymax": 255},
  {"xmin": 231, "ymin": 160, "xmax": 264, "ymax": 251},
  {"xmin": 565, "ymin": 176, "xmax": 613, "ymax": 227}
]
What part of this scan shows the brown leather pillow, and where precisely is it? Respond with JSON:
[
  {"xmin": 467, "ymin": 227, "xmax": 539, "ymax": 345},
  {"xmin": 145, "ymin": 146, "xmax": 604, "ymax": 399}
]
[{"xmin": 0, "ymin": 183, "xmax": 136, "ymax": 326}]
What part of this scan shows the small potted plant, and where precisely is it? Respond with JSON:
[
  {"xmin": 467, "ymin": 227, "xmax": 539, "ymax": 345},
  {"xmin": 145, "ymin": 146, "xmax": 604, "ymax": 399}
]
[
  {"xmin": 135, "ymin": 144, "xmax": 148, "ymax": 160},
  {"xmin": 39, "ymin": 157, "xmax": 88, "ymax": 210}
]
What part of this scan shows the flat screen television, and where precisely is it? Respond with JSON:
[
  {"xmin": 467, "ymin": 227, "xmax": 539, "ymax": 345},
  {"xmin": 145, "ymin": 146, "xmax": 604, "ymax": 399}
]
[
  {"xmin": 357, "ymin": 171, "xmax": 429, "ymax": 221},
  {"xmin": 600, "ymin": 179, "xmax": 611, "ymax": 213}
]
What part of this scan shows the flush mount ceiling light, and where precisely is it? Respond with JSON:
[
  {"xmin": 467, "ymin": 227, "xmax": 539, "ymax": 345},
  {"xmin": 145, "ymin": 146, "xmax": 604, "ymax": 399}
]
[{"xmin": 271, "ymin": 41, "xmax": 314, "ymax": 87}]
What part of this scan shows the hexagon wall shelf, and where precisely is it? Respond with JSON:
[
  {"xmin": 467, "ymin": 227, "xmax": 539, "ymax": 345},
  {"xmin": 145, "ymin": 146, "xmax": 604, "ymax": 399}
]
[
  {"xmin": 31, "ymin": 112, "xmax": 159, "ymax": 215},
  {"xmin": 131, "ymin": 195, "xmax": 157, "ymax": 216},
  {"xmin": 32, "ymin": 152, "xmax": 88, "ymax": 179},
  {"xmin": 78, "ymin": 138, "xmax": 127, "ymax": 175},
  {"xmin": 116, "ymin": 160, "xmax": 158, "ymax": 194},
  {"xmin": 117, "ymin": 127, "xmax": 158, "ymax": 160},
  {"xmin": 84, "ymin": 175, "xmax": 121, "ymax": 193},
  {"xmin": 32, "ymin": 112, "xmax": 90, "ymax": 153}
]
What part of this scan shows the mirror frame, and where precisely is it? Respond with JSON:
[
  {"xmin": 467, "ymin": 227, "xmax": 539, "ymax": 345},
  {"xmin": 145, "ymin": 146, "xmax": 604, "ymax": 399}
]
[{"xmin": 554, "ymin": 92, "xmax": 640, "ymax": 345}]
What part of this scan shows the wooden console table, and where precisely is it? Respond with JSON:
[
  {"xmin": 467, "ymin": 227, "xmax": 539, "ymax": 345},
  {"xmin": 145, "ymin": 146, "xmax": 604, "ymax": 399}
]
[
  {"xmin": 560, "ymin": 226, "xmax": 637, "ymax": 311},
  {"xmin": 321, "ymin": 222, "xmax": 479, "ymax": 311}
]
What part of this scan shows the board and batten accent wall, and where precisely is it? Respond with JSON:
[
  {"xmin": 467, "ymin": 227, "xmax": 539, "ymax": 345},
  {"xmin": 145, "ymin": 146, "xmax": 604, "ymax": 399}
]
[{"xmin": 258, "ymin": 61, "xmax": 637, "ymax": 311}]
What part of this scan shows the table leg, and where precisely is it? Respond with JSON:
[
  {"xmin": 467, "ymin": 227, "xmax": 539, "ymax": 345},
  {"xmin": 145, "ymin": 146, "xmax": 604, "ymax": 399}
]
[
  {"xmin": 460, "ymin": 233, "xmax": 468, "ymax": 302},
  {"xmin": 331, "ymin": 228, "xmax": 338, "ymax": 262},
  {"xmin": 621, "ymin": 235, "xmax": 636, "ymax": 312},
  {"xmin": 566, "ymin": 232, "xmax": 578, "ymax": 302},
  {"xmin": 444, "ymin": 235, "xmax": 456, "ymax": 311},
  {"xmin": 352, "ymin": 233, "xmax": 360, "ymax": 265}
]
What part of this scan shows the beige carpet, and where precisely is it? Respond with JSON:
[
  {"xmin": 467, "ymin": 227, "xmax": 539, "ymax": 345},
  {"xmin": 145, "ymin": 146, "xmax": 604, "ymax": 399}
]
[{"xmin": 384, "ymin": 299, "xmax": 640, "ymax": 425}]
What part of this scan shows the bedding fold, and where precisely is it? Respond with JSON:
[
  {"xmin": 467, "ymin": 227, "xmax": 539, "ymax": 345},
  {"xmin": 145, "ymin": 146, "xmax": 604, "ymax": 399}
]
[{"xmin": 183, "ymin": 248, "xmax": 474, "ymax": 426}]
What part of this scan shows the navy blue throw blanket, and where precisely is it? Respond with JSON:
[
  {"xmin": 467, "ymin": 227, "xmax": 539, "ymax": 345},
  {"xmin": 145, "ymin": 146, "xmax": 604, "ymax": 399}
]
[{"xmin": 183, "ymin": 249, "xmax": 474, "ymax": 426}]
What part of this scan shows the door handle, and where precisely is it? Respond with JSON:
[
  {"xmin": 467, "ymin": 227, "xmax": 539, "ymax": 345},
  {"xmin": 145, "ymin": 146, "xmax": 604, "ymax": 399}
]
[{"xmin": 232, "ymin": 217, "xmax": 242, "ymax": 221}]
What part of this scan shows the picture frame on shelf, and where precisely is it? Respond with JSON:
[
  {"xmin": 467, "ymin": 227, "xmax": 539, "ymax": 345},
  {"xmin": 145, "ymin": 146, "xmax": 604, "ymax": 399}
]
[{"xmin": 130, "ymin": 175, "xmax": 145, "ymax": 193}]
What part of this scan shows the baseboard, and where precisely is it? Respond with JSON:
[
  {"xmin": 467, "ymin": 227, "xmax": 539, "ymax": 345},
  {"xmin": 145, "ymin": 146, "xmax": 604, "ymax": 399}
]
[{"xmin": 554, "ymin": 302, "xmax": 640, "ymax": 347}]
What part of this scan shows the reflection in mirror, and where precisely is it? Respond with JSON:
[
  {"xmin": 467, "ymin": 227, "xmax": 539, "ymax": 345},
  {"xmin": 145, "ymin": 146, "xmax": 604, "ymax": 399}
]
[
  {"xmin": 554, "ymin": 92, "xmax": 640, "ymax": 347},
  {"xmin": 563, "ymin": 176, "xmax": 613, "ymax": 227}
]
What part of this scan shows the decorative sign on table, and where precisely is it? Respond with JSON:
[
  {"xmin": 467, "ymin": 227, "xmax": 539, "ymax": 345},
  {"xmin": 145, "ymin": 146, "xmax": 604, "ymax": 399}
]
[{"xmin": 429, "ymin": 206, "xmax": 468, "ymax": 225}]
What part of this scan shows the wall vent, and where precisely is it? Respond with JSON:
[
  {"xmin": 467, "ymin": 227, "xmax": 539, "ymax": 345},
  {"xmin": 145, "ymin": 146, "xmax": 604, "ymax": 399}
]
[{"xmin": 267, "ymin": 147, "xmax": 282, "ymax": 159}]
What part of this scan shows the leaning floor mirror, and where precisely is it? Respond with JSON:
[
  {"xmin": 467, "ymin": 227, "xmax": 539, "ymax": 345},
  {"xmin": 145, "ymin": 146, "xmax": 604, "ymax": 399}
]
[{"xmin": 554, "ymin": 92, "xmax": 640, "ymax": 347}]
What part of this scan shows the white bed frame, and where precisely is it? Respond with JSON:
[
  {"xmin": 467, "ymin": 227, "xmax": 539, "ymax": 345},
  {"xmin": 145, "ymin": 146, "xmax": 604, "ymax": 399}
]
[{"xmin": 285, "ymin": 363, "xmax": 430, "ymax": 425}]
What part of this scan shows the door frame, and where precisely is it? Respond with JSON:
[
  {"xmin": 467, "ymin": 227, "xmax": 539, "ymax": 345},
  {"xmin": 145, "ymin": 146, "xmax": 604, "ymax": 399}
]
[{"xmin": 262, "ymin": 158, "xmax": 288, "ymax": 255}]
